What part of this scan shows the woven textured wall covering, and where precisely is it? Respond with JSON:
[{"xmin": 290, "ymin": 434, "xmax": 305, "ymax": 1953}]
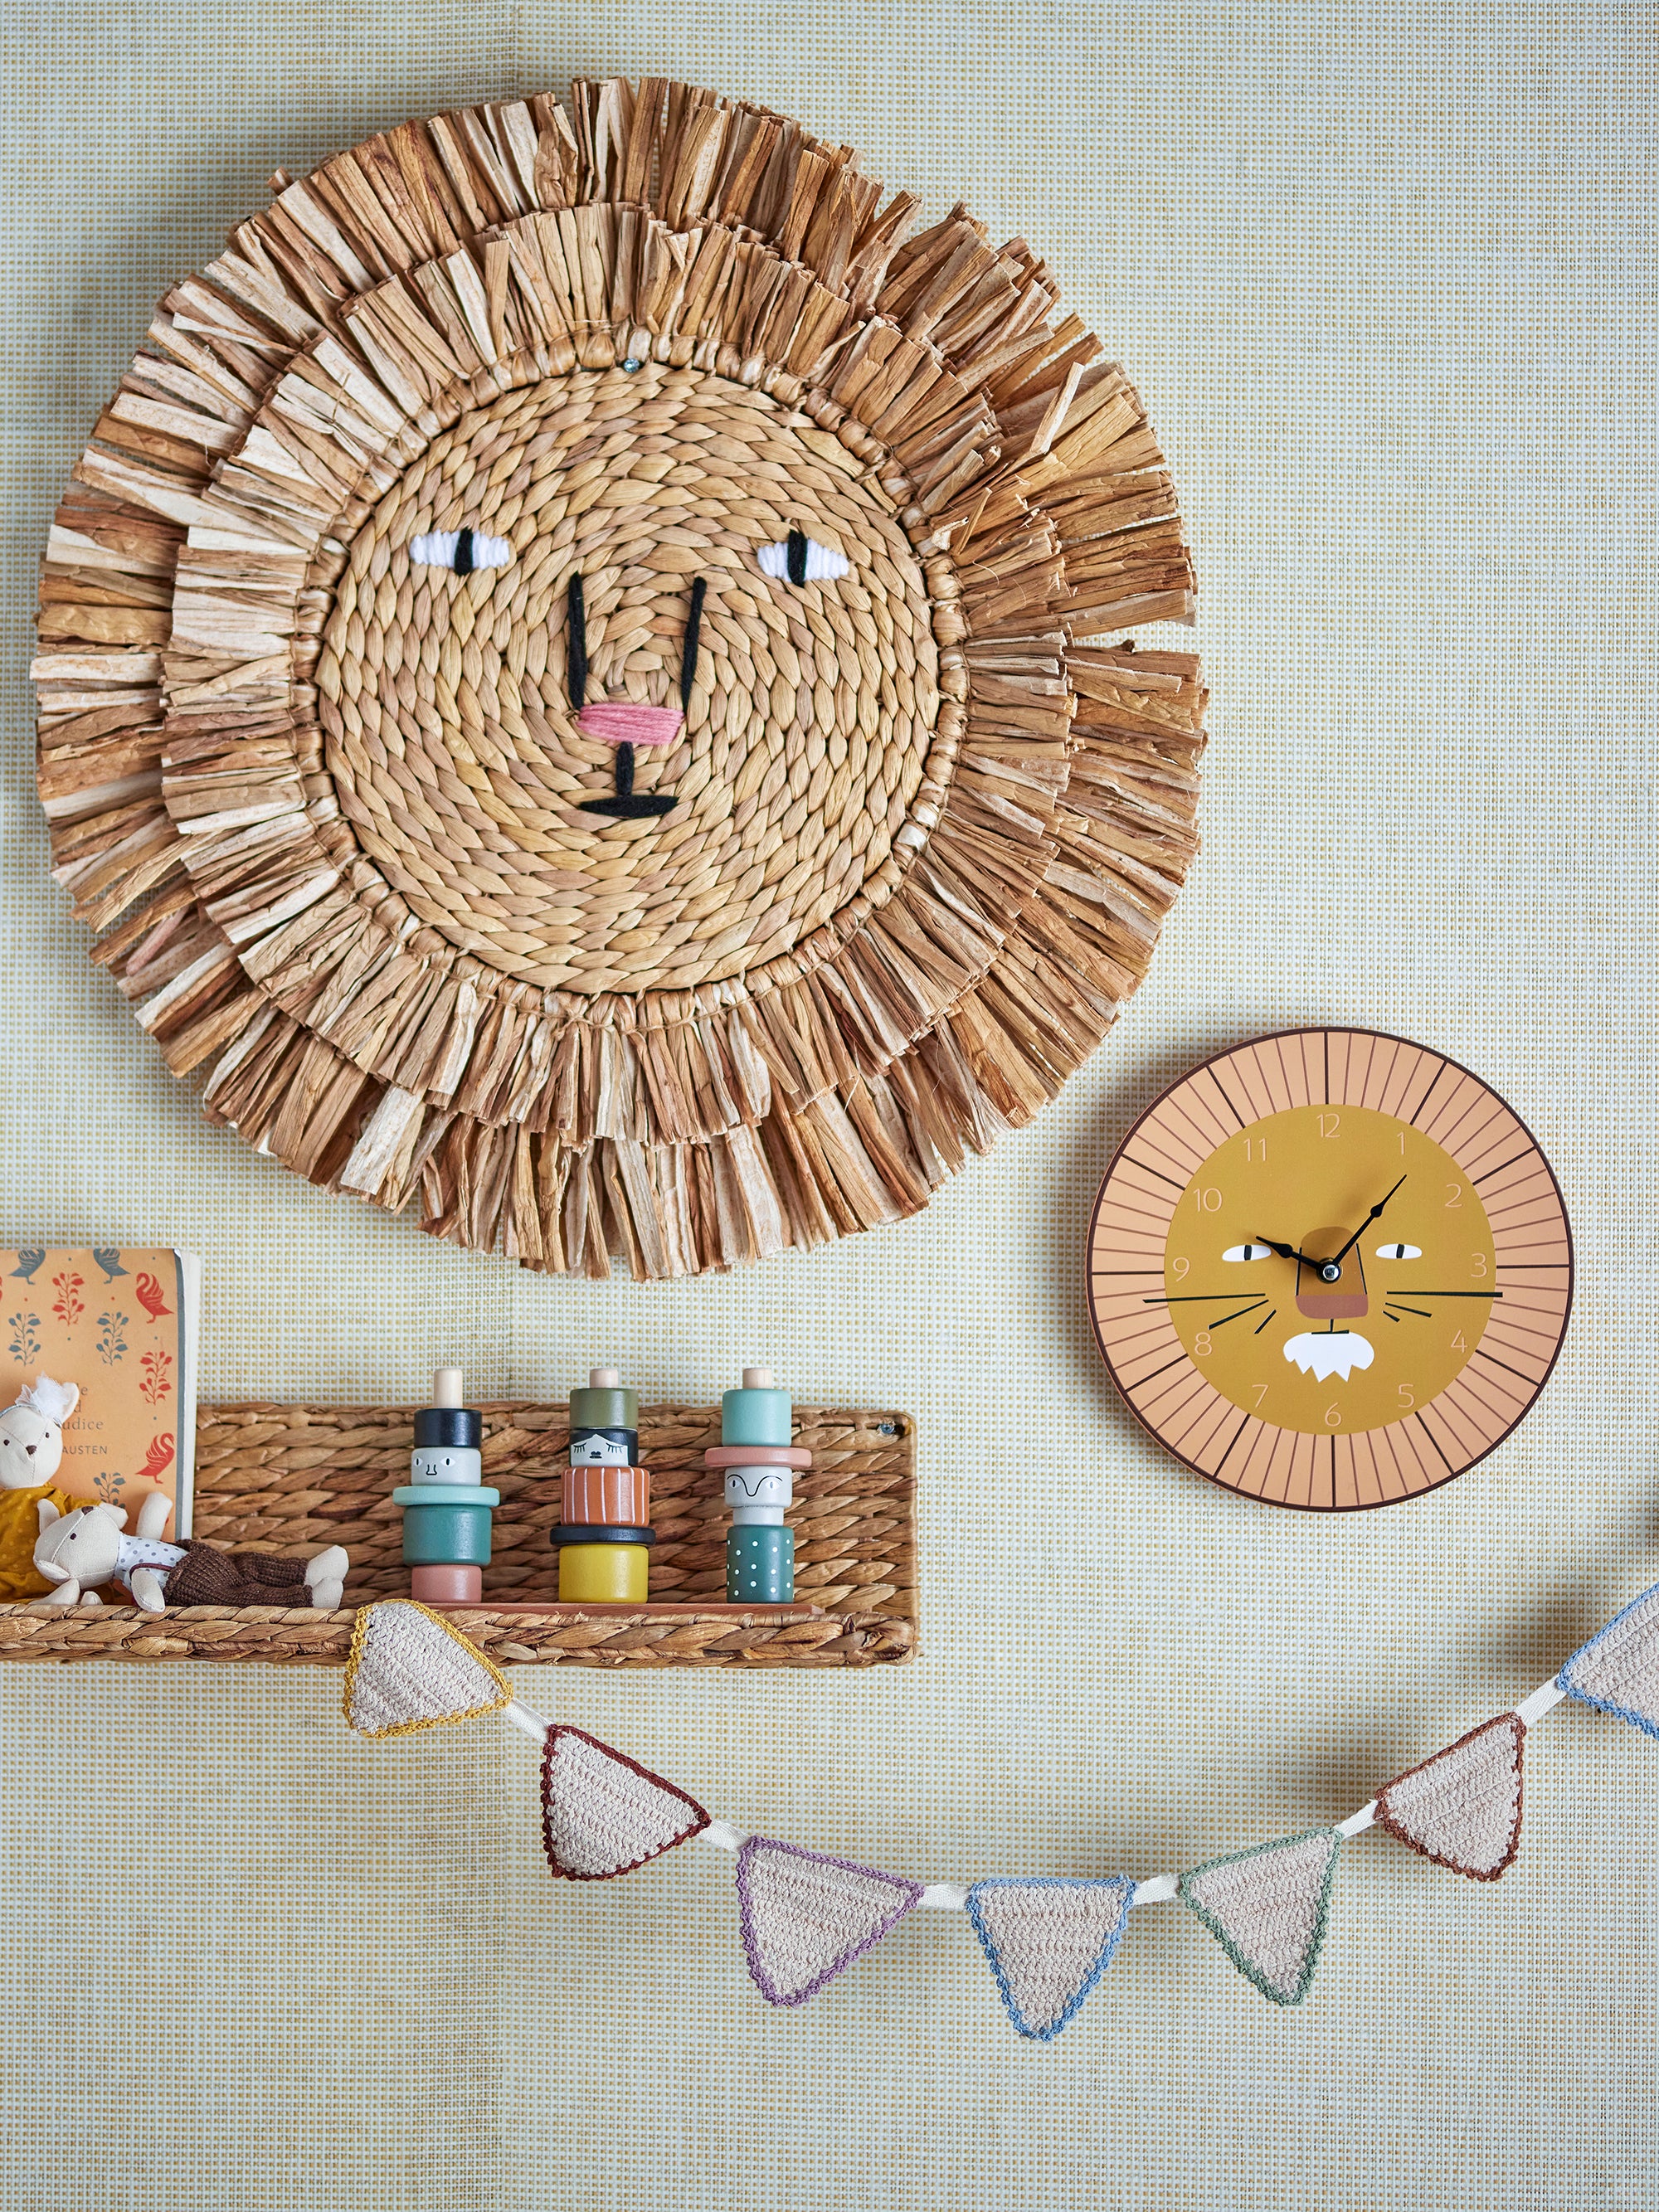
[{"xmin": 33, "ymin": 78, "xmax": 1204, "ymax": 1276}]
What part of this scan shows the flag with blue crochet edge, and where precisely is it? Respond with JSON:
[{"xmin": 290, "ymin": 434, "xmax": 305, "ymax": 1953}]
[{"xmin": 966, "ymin": 1876, "xmax": 1136, "ymax": 2040}]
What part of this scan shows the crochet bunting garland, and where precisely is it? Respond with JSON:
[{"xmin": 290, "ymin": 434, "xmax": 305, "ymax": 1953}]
[
  {"xmin": 343, "ymin": 1599, "xmax": 511, "ymax": 1738},
  {"xmin": 965, "ymin": 1876, "xmax": 1136, "ymax": 2041},
  {"xmin": 336, "ymin": 1582, "xmax": 1659, "ymax": 2028},
  {"xmin": 1178, "ymin": 1830, "xmax": 1341, "ymax": 2007},
  {"xmin": 540, "ymin": 1725, "xmax": 710, "ymax": 1880},
  {"xmin": 1559, "ymin": 1580, "xmax": 1659, "ymax": 1743},
  {"xmin": 736, "ymin": 1837, "xmax": 923, "ymax": 2006},
  {"xmin": 1374, "ymin": 1714, "xmax": 1525, "ymax": 1879}
]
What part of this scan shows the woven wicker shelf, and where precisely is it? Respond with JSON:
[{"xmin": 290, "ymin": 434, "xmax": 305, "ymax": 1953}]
[{"xmin": 0, "ymin": 1399, "xmax": 916, "ymax": 1669}]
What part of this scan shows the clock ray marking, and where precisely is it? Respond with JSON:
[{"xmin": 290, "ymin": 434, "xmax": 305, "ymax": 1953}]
[
  {"xmin": 1206, "ymin": 1407, "xmax": 1255, "ymax": 1480},
  {"xmin": 1121, "ymin": 1352, "xmax": 1190, "ymax": 1394},
  {"xmin": 1429, "ymin": 1090, "xmax": 1507, "ymax": 1161},
  {"xmin": 1410, "ymin": 1406, "xmax": 1459, "ymax": 1475},
  {"xmin": 1470, "ymin": 1145, "xmax": 1535, "ymax": 1190},
  {"xmin": 1417, "ymin": 1067, "xmax": 1484, "ymax": 1146},
  {"xmin": 1119, "ymin": 1153, "xmax": 1185, "ymax": 1192},
  {"xmin": 1473, "ymin": 1343, "xmax": 1549, "ymax": 1386},
  {"xmin": 1402, "ymin": 1054, "xmax": 1452, "ymax": 1127},
  {"xmin": 1201, "ymin": 1065, "xmax": 1251, "ymax": 1133}
]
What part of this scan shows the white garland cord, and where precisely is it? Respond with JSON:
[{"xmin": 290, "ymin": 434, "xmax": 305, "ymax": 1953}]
[{"xmin": 504, "ymin": 1678, "xmax": 1568, "ymax": 1911}]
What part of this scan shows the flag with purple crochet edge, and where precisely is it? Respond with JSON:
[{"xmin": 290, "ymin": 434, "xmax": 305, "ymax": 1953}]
[{"xmin": 735, "ymin": 1836, "xmax": 922, "ymax": 2005}]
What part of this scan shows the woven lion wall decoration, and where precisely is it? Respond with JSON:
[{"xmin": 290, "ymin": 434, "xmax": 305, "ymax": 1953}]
[{"xmin": 35, "ymin": 79, "xmax": 1205, "ymax": 1278}]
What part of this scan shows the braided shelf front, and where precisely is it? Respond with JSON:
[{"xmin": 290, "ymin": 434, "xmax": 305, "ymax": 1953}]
[
  {"xmin": 34, "ymin": 78, "xmax": 1205, "ymax": 1276},
  {"xmin": 0, "ymin": 1399, "xmax": 917, "ymax": 1669}
]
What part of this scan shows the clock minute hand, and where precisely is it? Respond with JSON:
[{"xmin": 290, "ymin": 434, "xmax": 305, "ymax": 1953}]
[{"xmin": 1326, "ymin": 1174, "xmax": 1408, "ymax": 1271}]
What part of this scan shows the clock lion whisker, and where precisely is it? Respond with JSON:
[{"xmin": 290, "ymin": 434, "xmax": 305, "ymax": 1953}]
[
  {"xmin": 1208, "ymin": 1300, "xmax": 1268, "ymax": 1331},
  {"xmin": 1388, "ymin": 1303, "xmax": 1433, "ymax": 1319},
  {"xmin": 1252, "ymin": 1307, "xmax": 1277, "ymax": 1334}
]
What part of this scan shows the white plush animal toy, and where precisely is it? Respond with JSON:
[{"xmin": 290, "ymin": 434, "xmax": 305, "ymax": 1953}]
[
  {"xmin": 32, "ymin": 1495, "xmax": 348, "ymax": 1616},
  {"xmin": 0, "ymin": 1376, "xmax": 80, "ymax": 1489}
]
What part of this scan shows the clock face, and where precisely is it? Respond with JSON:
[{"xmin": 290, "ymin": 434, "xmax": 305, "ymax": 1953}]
[{"xmin": 1087, "ymin": 1030, "xmax": 1573, "ymax": 1509}]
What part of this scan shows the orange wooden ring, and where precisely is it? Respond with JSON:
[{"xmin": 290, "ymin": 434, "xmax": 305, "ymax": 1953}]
[{"xmin": 703, "ymin": 1445, "xmax": 812, "ymax": 1470}]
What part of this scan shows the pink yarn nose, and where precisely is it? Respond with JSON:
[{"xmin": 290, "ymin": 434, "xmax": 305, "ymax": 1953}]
[{"xmin": 577, "ymin": 702, "xmax": 684, "ymax": 748}]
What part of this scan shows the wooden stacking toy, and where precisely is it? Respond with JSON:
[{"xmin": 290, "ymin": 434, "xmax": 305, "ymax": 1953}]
[
  {"xmin": 394, "ymin": 1367, "xmax": 499, "ymax": 1604},
  {"xmin": 552, "ymin": 1369, "xmax": 654, "ymax": 1602},
  {"xmin": 705, "ymin": 1369, "xmax": 808, "ymax": 1604}
]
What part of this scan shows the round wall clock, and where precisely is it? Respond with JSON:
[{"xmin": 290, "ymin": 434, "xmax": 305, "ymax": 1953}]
[{"xmin": 1087, "ymin": 1029, "xmax": 1573, "ymax": 1509}]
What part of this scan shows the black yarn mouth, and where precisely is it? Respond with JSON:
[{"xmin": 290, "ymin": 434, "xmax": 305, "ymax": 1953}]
[{"xmin": 569, "ymin": 573, "xmax": 704, "ymax": 820}]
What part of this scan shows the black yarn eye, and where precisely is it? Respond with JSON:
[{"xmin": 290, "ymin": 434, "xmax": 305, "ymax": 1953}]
[
  {"xmin": 786, "ymin": 527, "xmax": 809, "ymax": 587},
  {"xmin": 567, "ymin": 573, "xmax": 588, "ymax": 709},
  {"xmin": 409, "ymin": 527, "xmax": 511, "ymax": 572}
]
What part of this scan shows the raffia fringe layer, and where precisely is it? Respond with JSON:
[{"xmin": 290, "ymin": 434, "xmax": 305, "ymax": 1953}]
[
  {"xmin": 0, "ymin": 1398, "xmax": 915, "ymax": 1669},
  {"xmin": 32, "ymin": 78, "xmax": 1204, "ymax": 1275}
]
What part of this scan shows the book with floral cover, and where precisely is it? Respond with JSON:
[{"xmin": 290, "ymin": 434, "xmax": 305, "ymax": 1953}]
[{"xmin": 0, "ymin": 1249, "xmax": 201, "ymax": 1538}]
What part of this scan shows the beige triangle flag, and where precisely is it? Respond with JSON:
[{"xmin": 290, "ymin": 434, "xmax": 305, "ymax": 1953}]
[
  {"xmin": 1179, "ymin": 1830, "xmax": 1340, "ymax": 2006},
  {"xmin": 1375, "ymin": 1714, "xmax": 1524, "ymax": 1879},
  {"xmin": 343, "ymin": 1599, "xmax": 511, "ymax": 1738},
  {"xmin": 1560, "ymin": 1580, "xmax": 1659, "ymax": 1744},
  {"xmin": 541, "ymin": 1726, "xmax": 710, "ymax": 1879},
  {"xmin": 966, "ymin": 1877, "xmax": 1135, "ymax": 2039},
  {"xmin": 737, "ymin": 1838, "xmax": 923, "ymax": 2005}
]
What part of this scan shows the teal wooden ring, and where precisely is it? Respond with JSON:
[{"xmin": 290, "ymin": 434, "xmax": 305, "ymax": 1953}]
[
  {"xmin": 401, "ymin": 1500, "xmax": 494, "ymax": 1564},
  {"xmin": 392, "ymin": 1484, "xmax": 501, "ymax": 1507}
]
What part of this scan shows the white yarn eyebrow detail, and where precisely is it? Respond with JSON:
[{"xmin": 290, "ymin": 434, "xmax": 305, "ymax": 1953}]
[
  {"xmin": 410, "ymin": 529, "xmax": 513, "ymax": 570},
  {"xmin": 757, "ymin": 538, "xmax": 850, "ymax": 582}
]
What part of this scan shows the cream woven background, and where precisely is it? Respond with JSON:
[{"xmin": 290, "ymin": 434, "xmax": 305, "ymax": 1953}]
[{"xmin": 2, "ymin": 6, "xmax": 1654, "ymax": 2208}]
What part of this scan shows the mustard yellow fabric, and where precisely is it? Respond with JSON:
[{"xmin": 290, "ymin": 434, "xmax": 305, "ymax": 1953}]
[{"xmin": 0, "ymin": 1484, "xmax": 80, "ymax": 1602}]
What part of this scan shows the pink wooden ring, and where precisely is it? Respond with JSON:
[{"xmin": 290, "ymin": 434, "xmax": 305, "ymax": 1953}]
[
  {"xmin": 703, "ymin": 1444, "xmax": 812, "ymax": 1469},
  {"xmin": 411, "ymin": 1563, "xmax": 483, "ymax": 1604}
]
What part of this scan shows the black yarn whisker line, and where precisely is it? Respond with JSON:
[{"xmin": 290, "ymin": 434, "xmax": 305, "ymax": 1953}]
[
  {"xmin": 680, "ymin": 577, "xmax": 707, "ymax": 710},
  {"xmin": 567, "ymin": 571, "xmax": 587, "ymax": 708}
]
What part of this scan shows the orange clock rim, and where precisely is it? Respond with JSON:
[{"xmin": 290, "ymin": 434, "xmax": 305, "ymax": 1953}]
[{"xmin": 1084, "ymin": 1026, "xmax": 1575, "ymax": 1512}]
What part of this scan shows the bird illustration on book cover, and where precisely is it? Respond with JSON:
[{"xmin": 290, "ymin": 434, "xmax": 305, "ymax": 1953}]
[{"xmin": 0, "ymin": 1249, "xmax": 187, "ymax": 1538}]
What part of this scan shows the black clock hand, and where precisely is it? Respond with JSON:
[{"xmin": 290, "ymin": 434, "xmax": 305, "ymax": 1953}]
[
  {"xmin": 1252, "ymin": 1234, "xmax": 1342, "ymax": 1282},
  {"xmin": 1326, "ymin": 1175, "xmax": 1407, "ymax": 1271}
]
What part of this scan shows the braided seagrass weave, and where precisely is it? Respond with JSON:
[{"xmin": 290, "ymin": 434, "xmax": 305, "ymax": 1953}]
[
  {"xmin": 34, "ymin": 79, "xmax": 1205, "ymax": 1275},
  {"xmin": 0, "ymin": 1400, "xmax": 915, "ymax": 1669}
]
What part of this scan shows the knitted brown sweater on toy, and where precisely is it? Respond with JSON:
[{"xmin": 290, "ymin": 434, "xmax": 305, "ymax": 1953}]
[{"xmin": 32, "ymin": 1494, "xmax": 348, "ymax": 1615}]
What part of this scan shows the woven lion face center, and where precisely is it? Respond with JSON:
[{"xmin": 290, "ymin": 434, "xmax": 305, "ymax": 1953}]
[
  {"xmin": 40, "ymin": 78, "xmax": 1203, "ymax": 1274},
  {"xmin": 317, "ymin": 363, "xmax": 945, "ymax": 993}
]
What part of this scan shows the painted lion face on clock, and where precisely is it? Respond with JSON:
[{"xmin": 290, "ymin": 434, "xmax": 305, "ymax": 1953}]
[
  {"xmin": 36, "ymin": 79, "xmax": 1203, "ymax": 1276},
  {"xmin": 1087, "ymin": 1030, "xmax": 1574, "ymax": 1510}
]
